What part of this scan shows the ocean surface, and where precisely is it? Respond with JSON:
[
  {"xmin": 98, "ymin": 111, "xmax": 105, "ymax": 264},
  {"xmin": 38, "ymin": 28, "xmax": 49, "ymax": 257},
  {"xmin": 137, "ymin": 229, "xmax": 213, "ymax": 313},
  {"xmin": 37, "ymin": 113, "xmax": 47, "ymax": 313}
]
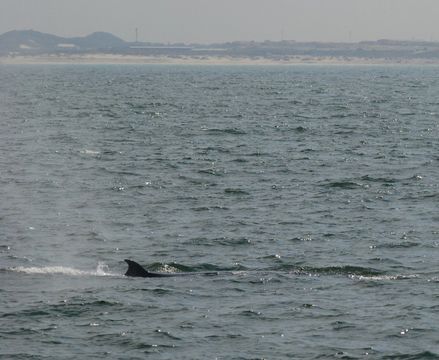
[{"xmin": 0, "ymin": 64, "xmax": 438, "ymax": 359}]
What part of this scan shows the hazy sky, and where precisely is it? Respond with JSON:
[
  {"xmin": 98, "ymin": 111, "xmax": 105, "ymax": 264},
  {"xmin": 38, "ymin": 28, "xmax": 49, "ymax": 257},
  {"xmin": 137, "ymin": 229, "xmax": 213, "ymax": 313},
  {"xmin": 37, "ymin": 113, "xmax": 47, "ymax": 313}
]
[{"xmin": 1, "ymin": 0, "xmax": 439, "ymax": 43}]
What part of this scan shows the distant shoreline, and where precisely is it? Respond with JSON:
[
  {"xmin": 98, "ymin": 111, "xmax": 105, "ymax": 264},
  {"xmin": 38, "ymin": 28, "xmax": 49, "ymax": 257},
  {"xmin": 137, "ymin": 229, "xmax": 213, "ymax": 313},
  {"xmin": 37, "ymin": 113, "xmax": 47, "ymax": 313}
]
[{"xmin": 2, "ymin": 54, "xmax": 439, "ymax": 66}]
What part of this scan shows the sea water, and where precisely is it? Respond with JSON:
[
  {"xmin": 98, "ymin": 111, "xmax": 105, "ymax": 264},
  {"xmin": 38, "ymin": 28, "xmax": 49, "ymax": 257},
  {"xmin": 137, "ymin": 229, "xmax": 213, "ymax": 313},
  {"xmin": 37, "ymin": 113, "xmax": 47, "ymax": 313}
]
[{"xmin": 1, "ymin": 64, "xmax": 438, "ymax": 359}]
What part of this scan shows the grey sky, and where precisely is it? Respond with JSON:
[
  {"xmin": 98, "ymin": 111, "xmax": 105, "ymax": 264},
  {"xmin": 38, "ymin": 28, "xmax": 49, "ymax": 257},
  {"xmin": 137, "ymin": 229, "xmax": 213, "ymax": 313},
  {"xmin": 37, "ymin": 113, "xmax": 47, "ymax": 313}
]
[{"xmin": 1, "ymin": 0, "xmax": 438, "ymax": 43}]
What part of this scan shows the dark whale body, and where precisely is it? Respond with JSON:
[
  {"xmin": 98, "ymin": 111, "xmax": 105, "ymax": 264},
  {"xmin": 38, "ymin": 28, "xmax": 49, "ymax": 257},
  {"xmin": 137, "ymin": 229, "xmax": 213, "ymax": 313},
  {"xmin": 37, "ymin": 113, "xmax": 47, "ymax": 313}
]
[{"xmin": 124, "ymin": 259, "xmax": 219, "ymax": 278}]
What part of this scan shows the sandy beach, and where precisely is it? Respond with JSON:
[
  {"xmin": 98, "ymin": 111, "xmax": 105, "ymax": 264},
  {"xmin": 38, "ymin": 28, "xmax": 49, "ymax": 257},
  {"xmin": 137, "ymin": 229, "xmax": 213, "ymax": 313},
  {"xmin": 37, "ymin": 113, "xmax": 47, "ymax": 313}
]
[{"xmin": 1, "ymin": 53, "xmax": 439, "ymax": 66}]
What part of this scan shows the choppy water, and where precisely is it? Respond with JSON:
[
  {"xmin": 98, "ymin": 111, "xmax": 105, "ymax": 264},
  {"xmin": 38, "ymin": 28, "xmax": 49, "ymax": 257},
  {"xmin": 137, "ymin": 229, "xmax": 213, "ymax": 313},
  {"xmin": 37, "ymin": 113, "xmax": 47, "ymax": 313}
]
[{"xmin": 1, "ymin": 64, "xmax": 439, "ymax": 359}]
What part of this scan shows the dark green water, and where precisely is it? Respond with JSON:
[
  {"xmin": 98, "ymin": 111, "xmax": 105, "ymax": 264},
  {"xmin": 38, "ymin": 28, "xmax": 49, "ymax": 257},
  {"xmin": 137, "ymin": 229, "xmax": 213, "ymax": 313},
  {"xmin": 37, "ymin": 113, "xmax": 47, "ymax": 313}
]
[{"xmin": 0, "ymin": 64, "xmax": 438, "ymax": 359}]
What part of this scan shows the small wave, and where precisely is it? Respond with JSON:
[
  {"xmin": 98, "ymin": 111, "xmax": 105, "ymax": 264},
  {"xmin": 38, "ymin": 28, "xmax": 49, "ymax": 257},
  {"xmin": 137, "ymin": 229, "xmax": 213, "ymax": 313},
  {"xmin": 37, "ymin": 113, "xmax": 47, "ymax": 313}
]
[
  {"xmin": 401, "ymin": 193, "xmax": 439, "ymax": 201},
  {"xmin": 192, "ymin": 206, "xmax": 210, "ymax": 212},
  {"xmin": 155, "ymin": 328, "xmax": 181, "ymax": 340},
  {"xmin": 203, "ymin": 146, "xmax": 231, "ymax": 154},
  {"xmin": 232, "ymin": 158, "xmax": 248, "ymax": 163},
  {"xmin": 277, "ymin": 264, "xmax": 417, "ymax": 281},
  {"xmin": 376, "ymin": 242, "xmax": 420, "ymax": 249},
  {"xmin": 202, "ymin": 128, "xmax": 246, "ymax": 135},
  {"xmin": 294, "ymin": 126, "xmax": 308, "ymax": 133},
  {"xmin": 323, "ymin": 180, "xmax": 363, "ymax": 189},
  {"xmin": 216, "ymin": 237, "xmax": 252, "ymax": 246},
  {"xmin": 0, "ymin": 244, "xmax": 11, "ymax": 252},
  {"xmin": 224, "ymin": 114, "xmax": 244, "ymax": 119},
  {"xmin": 360, "ymin": 175, "xmax": 398, "ymax": 184},
  {"xmin": 198, "ymin": 168, "xmax": 223, "ymax": 176},
  {"xmin": 274, "ymin": 264, "xmax": 384, "ymax": 277},
  {"xmin": 311, "ymin": 265, "xmax": 384, "ymax": 277},
  {"xmin": 382, "ymin": 351, "xmax": 439, "ymax": 359},
  {"xmin": 8, "ymin": 263, "xmax": 119, "ymax": 277},
  {"xmin": 238, "ymin": 309, "xmax": 262, "ymax": 318},
  {"xmin": 224, "ymin": 188, "xmax": 250, "ymax": 195}
]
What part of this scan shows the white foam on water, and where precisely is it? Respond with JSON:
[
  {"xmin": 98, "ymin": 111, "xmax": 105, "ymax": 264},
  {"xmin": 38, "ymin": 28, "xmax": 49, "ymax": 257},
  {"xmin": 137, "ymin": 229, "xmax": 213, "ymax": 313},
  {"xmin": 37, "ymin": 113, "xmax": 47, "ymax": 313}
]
[
  {"xmin": 79, "ymin": 149, "xmax": 100, "ymax": 155},
  {"xmin": 349, "ymin": 274, "xmax": 419, "ymax": 281},
  {"xmin": 9, "ymin": 262, "xmax": 120, "ymax": 277}
]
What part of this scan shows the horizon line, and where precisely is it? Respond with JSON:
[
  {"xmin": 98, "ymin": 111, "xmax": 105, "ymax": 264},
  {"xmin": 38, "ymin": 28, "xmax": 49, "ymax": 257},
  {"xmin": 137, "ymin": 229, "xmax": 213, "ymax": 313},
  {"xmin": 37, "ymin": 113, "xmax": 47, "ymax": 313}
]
[{"xmin": 2, "ymin": 28, "xmax": 438, "ymax": 45}]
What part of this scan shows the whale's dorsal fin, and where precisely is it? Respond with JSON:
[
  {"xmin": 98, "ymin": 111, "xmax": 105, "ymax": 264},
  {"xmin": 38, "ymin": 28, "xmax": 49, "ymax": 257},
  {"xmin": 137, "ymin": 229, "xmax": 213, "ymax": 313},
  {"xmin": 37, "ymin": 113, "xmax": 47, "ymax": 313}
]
[{"xmin": 124, "ymin": 259, "xmax": 150, "ymax": 277}]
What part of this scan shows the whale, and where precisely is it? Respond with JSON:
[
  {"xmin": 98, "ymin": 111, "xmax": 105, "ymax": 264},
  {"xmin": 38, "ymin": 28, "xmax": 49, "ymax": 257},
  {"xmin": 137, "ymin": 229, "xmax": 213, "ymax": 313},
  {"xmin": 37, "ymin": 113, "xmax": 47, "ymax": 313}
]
[{"xmin": 124, "ymin": 259, "xmax": 219, "ymax": 278}]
